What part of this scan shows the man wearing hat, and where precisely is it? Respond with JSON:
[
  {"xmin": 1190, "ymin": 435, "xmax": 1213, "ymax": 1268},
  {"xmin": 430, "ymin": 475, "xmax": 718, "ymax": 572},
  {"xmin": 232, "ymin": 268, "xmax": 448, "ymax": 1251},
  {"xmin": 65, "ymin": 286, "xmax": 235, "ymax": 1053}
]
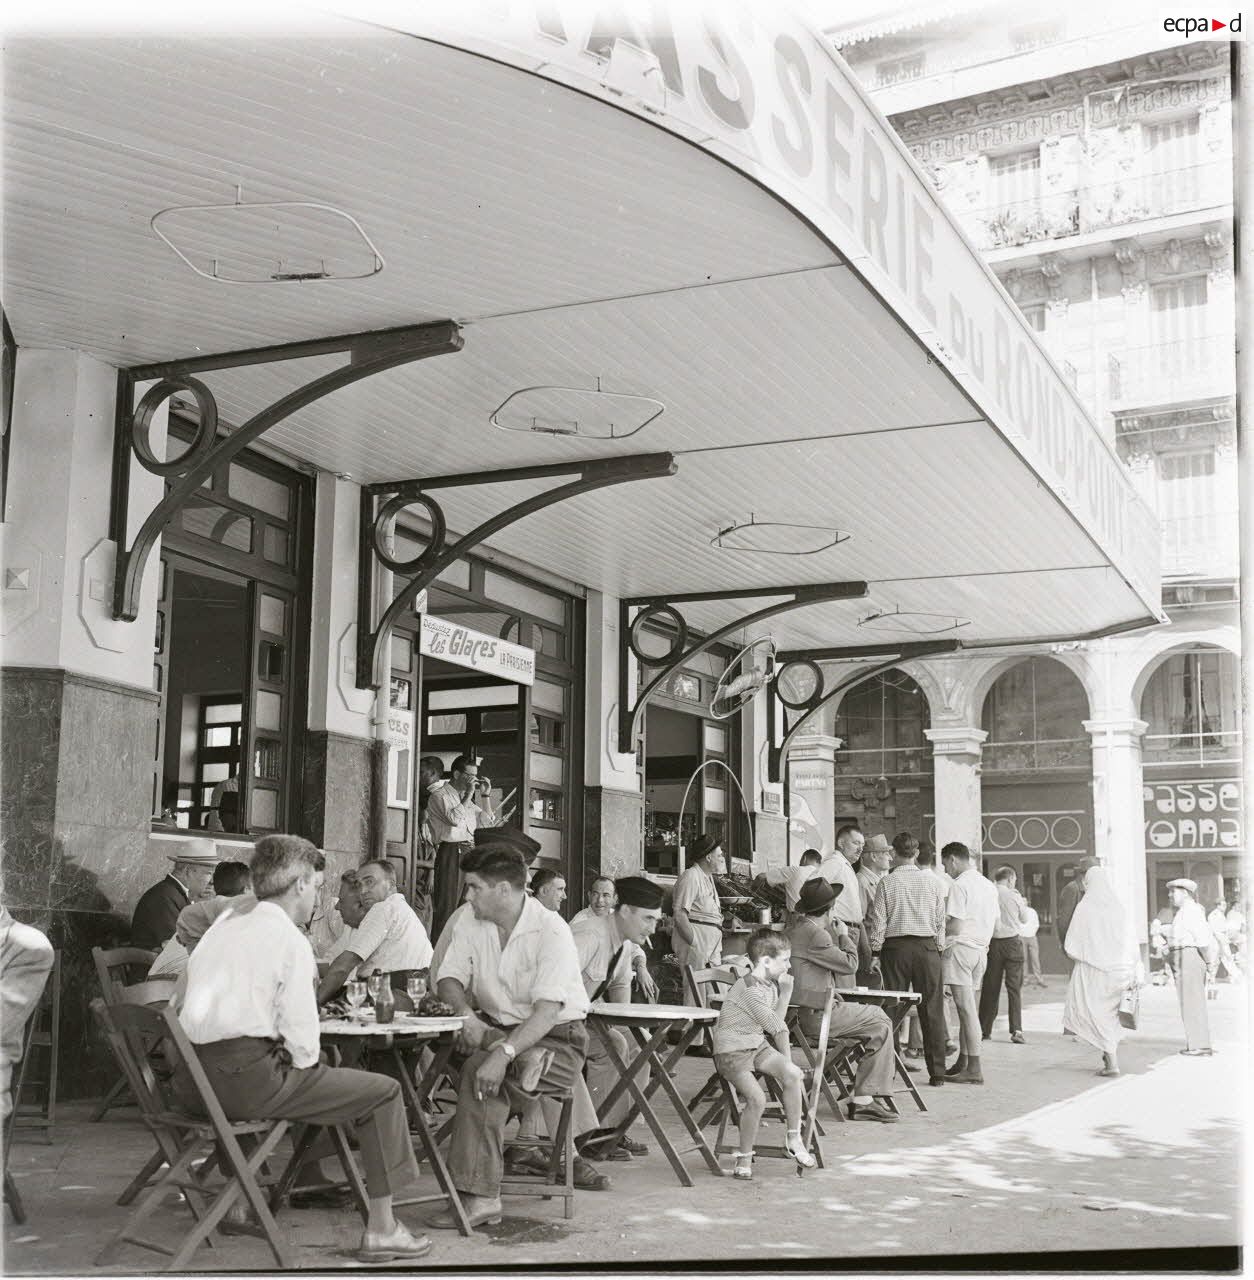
[
  {"xmin": 786, "ymin": 879, "xmax": 899, "ymax": 1122},
  {"xmin": 856, "ymin": 835, "xmax": 893, "ymax": 915},
  {"xmin": 571, "ymin": 875, "xmax": 665, "ymax": 1160},
  {"xmin": 1166, "ymin": 878, "xmax": 1215, "ymax": 1056},
  {"xmin": 131, "ymin": 838, "xmax": 219, "ymax": 951},
  {"xmin": 671, "ymin": 833, "xmax": 726, "ymax": 973}
]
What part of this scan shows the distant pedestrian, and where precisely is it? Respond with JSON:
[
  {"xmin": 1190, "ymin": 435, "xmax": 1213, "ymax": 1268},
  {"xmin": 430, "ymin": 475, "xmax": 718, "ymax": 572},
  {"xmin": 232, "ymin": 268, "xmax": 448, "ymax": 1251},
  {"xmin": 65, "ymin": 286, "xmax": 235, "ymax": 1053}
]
[
  {"xmin": 1063, "ymin": 865, "xmax": 1139, "ymax": 1077},
  {"xmin": 1020, "ymin": 901, "xmax": 1047, "ymax": 987},
  {"xmin": 1166, "ymin": 879, "xmax": 1215, "ymax": 1056},
  {"xmin": 980, "ymin": 867, "xmax": 1029, "ymax": 1043},
  {"xmin": 1207, "ymin": 898, "xmax": 1240, "ymax": 983}
]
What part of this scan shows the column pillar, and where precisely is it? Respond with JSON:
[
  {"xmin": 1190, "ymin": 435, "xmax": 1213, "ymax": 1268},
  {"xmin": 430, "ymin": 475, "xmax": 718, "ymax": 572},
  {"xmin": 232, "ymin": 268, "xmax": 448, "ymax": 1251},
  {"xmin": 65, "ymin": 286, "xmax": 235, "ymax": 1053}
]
[
  {"xmin": 582, "ymin": 590, "xmax": 644, "ymax": 879},
  {"xmin": 787, "ymin": 733, "xmax": 841, "ymax": 860},
  {"xmin": 1, "ymin": 348, "xmax": 163, "ymax": 1096},
  {"xmin": 924, "ymin": 726, "xmax": 987, "ymax": 853},
  {"xmin": 1085, "ymin": 717, "xmax": 1149, "ymax": 943}
]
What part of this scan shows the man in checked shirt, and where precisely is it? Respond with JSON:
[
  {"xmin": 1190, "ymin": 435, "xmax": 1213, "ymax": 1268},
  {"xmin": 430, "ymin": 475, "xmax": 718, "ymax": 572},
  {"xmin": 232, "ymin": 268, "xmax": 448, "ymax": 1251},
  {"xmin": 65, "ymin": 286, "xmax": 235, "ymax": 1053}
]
[{"xmin": 865, "ymin": 838, "xmax": 949, "ymax": 1086}]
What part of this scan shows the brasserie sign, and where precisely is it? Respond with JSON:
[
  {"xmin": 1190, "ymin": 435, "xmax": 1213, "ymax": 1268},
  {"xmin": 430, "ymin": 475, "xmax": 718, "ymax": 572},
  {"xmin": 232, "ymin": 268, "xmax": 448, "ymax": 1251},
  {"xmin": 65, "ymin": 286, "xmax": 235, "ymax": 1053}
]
[{"xmin": 1143, "ymin": 779, "xmax": 1242, "ymax": 853}]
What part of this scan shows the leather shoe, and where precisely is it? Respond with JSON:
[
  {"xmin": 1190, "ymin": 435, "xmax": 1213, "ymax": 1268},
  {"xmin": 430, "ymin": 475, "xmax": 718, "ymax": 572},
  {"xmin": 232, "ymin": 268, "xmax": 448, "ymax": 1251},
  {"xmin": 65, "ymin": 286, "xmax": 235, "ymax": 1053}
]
[
  {"xmin": 357, "ymin": 1224, "xmax": 433, "ymax": 1261},
  {"xmin": 927, "ymin": 1076, "xmax": 945, "ymax": 1086},
  {"xmin": 1010, "ymin": 1031, "xmax": 1026, "ymax": 1045},
  {"xmin": 428, "ymin": 1198, "xmax": 502, "ymax": 1230},
  {"xmin": 949, "ymin": 1069, "xmax": 984, "ymax": 1084},
  {"xmin": 848, "ymin": 1101, "xmax": 899, "ymax": 1123},
  {"xmin": 619, "ymin": 1135, "xmax": 649, "ymax": 1156}
]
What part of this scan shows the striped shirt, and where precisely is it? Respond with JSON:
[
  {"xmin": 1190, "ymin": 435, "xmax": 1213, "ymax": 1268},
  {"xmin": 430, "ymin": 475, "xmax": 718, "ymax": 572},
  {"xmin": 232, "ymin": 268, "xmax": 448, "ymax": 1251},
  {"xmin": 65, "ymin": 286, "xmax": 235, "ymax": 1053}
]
[
  {"xmin": 712, "ymin": 974, "xmax": 787, "ymax": 1054},
  {"xmin": 865, "ymin": 865, "xmax": 947, "ymax": 952}
]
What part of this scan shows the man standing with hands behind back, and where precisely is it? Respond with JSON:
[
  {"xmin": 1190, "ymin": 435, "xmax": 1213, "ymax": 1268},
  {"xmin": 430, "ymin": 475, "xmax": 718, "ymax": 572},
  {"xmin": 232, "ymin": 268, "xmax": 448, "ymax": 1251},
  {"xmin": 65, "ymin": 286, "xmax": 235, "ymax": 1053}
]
[
  {"xmin": 425, "ymin": 754, "xmax": 496, "ymax": 941},
  {"xmin": 979, "ymin": 866, "xmax": 1029, "ymax": 1044}
]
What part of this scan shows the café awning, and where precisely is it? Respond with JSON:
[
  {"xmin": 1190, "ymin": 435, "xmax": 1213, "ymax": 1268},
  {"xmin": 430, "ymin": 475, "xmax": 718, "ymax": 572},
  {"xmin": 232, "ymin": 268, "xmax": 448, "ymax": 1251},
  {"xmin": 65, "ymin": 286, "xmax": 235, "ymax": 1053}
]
[{"xmin": 1, "ymin": 2, "xmax": 1163, "ymax": 652}]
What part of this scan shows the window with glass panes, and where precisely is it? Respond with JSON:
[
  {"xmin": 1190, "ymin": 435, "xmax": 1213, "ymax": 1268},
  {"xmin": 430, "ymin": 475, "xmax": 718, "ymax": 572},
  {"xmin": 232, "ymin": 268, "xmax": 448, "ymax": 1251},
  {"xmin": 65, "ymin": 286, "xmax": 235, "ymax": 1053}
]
[
  {"xmin": 988, "ymin": 148, "xmax": 1041, "ymax": 216},
  {"xmin": 152, "ymin": 418, "xmax": 309, "ymax": 834},
  {"xmin": 1145, "ymin": 115, "xmax": 1201, "ymax": 212}
]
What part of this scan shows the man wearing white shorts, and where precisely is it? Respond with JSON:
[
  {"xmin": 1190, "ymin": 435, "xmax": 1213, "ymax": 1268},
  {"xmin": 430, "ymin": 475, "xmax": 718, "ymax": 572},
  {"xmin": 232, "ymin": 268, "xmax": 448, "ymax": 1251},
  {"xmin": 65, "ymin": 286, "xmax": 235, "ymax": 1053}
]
[{"xmin": 940, "ymin": 843, "xmax": 997, "ymax": 1084}]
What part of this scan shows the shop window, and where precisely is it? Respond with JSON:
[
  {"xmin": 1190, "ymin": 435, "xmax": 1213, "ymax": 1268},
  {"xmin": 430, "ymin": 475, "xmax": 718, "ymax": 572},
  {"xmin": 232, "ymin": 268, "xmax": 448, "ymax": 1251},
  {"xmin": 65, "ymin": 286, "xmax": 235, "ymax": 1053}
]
[
  {"xmin": 531, "ymin": 713, "xmax": 564, "ymax": 750},
  {"xmin": 834, "ymin": 670, "xmax": 931, "ymax": 777},
  {"xmin": 530, "ymin": 787, "xmax": 562, "ymax": 823},
  {"xmin": 152, "ymin": 427, "xmax": 305, "ymax": 833},
  {"xmin": 1141, "ymin": 646, "xmax": 1240, "ymax": 765},
  {"xmin": 981, "ymin": 657, "xmax": 1090, "ymax": 771}
]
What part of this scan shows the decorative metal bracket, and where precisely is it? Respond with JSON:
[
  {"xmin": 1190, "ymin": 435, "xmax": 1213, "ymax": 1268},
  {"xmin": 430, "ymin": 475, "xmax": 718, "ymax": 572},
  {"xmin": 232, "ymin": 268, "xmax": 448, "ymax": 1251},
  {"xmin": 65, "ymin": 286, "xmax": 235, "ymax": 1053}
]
[
  {"xmin": 765, "ymin": 639, "xmax": 961, "ymax": 784},
  {"xmin": 617, "ymin": 581, "xmax": 869, "ymax": 755},
  {"xmin": 109, "ymin": 320, "xmax": 464, "ymax": 621},
  {"xmin": 357, "ymin": 452, "xmax": 678, "ymax": 690}
]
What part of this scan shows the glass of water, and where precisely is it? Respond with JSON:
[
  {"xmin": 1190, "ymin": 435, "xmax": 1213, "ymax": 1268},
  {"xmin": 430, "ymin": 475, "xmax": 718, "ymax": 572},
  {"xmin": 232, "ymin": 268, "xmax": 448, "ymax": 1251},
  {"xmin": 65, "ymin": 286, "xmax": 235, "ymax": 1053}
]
[
  {"xmin": 406, "ymin": 974, "xmax": 427, "ymax": 1006},
  {"xmin": 346, "ymin": 979, "xmax": 368, "ymax": 1017}
]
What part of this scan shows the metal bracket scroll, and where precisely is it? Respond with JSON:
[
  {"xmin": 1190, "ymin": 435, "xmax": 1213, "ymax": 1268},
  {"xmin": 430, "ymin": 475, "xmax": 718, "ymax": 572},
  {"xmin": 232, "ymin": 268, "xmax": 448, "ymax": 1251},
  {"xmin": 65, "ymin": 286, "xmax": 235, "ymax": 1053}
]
[
  {"xmin": 110, "ymin": 320, "xmax": 464, "ymax": 621},
  {"xmin": 766, "ymin": 639, "xmax": 962, "ymax": 784},
  {"xmin": 358, "ymin": 452, "xmax": 678, "ymax": 690},
  {"xmin": 616, "ymin": 581, "xmax": 870, "ymax": 755}
]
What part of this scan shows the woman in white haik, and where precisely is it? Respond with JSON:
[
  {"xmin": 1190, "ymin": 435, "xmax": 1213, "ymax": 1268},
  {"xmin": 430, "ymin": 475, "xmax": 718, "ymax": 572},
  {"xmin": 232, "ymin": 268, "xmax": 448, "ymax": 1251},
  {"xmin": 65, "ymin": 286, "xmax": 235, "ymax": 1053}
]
[{"xmin": 1063, "ymin": 865, "xmax": 1142, "ymax": 1077}]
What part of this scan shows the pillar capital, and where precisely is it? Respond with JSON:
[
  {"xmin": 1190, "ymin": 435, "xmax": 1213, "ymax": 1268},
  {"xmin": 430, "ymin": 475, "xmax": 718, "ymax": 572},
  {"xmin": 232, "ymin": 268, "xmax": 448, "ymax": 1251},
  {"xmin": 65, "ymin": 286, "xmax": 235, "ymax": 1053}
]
[
  {"xmin": 924, "ymin": 726, "xmax": 987, "ymax": 757},
  {"xmin": 1083, "ymin": 717, "xmax": 1149, "ymax": 746},
  {"xmin": 788, "ymin": 732, "xmax": 843, "ymax": 762}
]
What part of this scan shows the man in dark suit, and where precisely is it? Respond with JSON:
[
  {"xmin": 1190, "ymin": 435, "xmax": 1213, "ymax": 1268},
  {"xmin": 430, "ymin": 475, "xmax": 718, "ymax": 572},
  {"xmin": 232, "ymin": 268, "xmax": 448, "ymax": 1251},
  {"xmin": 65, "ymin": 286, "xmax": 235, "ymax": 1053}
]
[{"xmin": 131, "ymin": 839, "xmax": 218, "ymax": 950}]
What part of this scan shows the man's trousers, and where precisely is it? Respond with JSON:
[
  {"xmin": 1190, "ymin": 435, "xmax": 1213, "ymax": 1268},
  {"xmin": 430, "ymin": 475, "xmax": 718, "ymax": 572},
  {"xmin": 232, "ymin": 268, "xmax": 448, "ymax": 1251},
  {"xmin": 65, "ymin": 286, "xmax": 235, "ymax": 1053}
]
[
  {"xmin": 878, "ymin": 936, "xmax": 946, "ymax": 1081},
  {"xmin": 182, "ymin": 1037, "xmax": 419, "ymax": 1197},
  {"xmin": 978, "ymin": 935, "xmax": 1025, "ymax": 1036}
]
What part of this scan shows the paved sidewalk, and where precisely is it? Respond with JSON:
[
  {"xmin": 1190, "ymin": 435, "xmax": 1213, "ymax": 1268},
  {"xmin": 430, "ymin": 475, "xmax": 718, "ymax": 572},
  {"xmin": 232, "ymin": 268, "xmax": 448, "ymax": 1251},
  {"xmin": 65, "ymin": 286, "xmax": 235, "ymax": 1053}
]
[{"xmin": 2, "ymin": 978, "xmax": 1244, "ymax": 1271}]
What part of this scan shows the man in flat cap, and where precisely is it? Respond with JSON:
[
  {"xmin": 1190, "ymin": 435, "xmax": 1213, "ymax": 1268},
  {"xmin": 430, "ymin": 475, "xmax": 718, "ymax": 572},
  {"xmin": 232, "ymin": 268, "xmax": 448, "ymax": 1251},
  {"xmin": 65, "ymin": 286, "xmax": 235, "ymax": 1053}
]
[
  {"xmin": 787, "ymin": 879, "xmax": 899, "ymax": 1122},
  {"xmin": 1166, "ymin": 878, "xmax": 1215, "ymax": 1056},
  {"xmin": 131, "ymin": 838, "xmax": 219, "ymax": 951},
  {"xmin": 571, "ymin": 876, "xmax": 664, "ymax": 1160},
  {"xmin": 672, "ymin": 833, "xmax": 725, "ymax": 973}
]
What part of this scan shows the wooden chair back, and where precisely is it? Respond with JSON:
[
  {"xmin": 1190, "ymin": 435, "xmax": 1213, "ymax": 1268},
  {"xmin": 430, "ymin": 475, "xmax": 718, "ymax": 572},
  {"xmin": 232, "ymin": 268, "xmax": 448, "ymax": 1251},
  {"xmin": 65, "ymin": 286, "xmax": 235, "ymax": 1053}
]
[{"xmin": 92, "ymin": 946, "xmax": 157, "ymax": 1001}]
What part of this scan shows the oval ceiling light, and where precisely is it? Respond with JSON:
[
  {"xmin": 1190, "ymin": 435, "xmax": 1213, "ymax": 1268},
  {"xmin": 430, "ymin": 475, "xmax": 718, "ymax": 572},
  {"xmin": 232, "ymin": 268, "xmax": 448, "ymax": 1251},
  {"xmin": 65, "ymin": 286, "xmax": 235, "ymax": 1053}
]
[
  {"xmin": 711, "ymin": 514, "xmax": 849, "ymax": 556},
  {"xmin": 491, "ymin": 382, "xmax": 664, "ymax": 439},
  {"xmin": 151, "ymin": 194, "xmax": 384, "ymax": 284},
  {"xmin": 857, "ymin": 604, "xmax": 972, "ymax": 635}
]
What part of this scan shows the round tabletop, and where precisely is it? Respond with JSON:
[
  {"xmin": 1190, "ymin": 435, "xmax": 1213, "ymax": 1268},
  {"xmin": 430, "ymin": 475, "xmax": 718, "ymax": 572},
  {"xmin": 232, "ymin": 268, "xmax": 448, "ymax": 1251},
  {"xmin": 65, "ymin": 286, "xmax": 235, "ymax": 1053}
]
[
  {"xmin": 589, "ymin": 1001, "xmax": 718, "ymax": 1024},
  {"xmin": 319, "ymin": 1013, "xmax": 466, "ymax": 1038}
]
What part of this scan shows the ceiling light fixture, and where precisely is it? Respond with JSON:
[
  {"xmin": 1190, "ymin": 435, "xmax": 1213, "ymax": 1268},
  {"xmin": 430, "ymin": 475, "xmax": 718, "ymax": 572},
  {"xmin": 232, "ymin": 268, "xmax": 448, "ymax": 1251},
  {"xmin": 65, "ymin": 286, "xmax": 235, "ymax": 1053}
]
[
  {"xmin": 151, "ymin": 189, "xmax": 384, "ymax": 284},
  {"xmin": 857, "ymin": 604, "xmax": 972, "ymax": 635},
  {"xmin": 490, "ymin": 380, "xmax": 664, "ymax": 439},
  {"xmin": 711, "ymin": 513, "xmax": 849, "ymax": 557}
]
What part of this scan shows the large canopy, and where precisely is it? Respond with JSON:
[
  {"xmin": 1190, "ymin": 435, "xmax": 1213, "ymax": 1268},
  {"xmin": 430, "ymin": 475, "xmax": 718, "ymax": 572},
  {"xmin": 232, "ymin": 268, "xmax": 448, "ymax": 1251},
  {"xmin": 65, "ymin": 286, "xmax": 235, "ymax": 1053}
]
[{"xmin": 2, "ymin": 2, "xmax": 1162, "ymax": 651}]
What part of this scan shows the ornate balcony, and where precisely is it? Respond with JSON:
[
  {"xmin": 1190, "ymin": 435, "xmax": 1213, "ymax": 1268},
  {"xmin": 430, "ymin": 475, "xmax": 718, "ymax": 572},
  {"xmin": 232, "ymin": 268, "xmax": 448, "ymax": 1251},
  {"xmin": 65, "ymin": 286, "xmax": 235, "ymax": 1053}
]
[{"xmin": 1108, "ymin": 335, "xmax": 1235, "ymax": 409}]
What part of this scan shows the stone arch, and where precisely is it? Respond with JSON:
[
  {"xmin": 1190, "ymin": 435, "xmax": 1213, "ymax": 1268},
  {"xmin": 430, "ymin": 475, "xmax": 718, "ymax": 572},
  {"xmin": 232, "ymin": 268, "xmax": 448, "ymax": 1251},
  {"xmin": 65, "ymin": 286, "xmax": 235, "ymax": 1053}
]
[
  {"xmin": 969, "ymin": 650, "xmax": 1096, "ymax": 730},
  {"xmin": 1130, "ymin": 631, "xmax": 1240, "ymax": 715}
]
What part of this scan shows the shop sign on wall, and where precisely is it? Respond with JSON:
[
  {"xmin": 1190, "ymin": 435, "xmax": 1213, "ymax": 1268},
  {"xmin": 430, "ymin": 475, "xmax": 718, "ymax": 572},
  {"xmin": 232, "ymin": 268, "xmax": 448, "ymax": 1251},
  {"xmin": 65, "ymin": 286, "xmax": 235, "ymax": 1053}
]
[
  {"xmin": 419, "ymin": 614, "xmax": 536, "ymax": 685},
  {"xmin": 1143, "ymin": 779, "xmax": 1242, "ymax": 852},
  {"xmin": 385, "ymin": 707, "xmax": 414, "ymax": 809}
]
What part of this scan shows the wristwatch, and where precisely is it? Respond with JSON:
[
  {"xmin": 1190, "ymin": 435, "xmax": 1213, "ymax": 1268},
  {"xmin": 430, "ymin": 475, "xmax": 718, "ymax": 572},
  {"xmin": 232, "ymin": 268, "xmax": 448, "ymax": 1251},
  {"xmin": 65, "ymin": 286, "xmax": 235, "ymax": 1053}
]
[{"xmin": 496, "ymin": 1041, "xmax": 517, "ymax": 1061}]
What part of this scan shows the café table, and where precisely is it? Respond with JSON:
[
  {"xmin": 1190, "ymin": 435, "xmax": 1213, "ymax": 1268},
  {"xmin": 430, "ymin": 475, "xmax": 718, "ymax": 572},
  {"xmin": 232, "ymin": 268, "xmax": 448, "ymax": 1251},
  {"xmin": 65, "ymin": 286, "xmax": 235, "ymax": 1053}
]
[
  {"xmin": 269, "ymin": 1013, "xmax": 473, "ymax": 1236},
  {"xmin": 840, "ymin": 987, "xmax": 927, "ymax": 1112},
  {"xmin": 586, "ymin": 1002, "xmax": 724, "ymax": 1187}
]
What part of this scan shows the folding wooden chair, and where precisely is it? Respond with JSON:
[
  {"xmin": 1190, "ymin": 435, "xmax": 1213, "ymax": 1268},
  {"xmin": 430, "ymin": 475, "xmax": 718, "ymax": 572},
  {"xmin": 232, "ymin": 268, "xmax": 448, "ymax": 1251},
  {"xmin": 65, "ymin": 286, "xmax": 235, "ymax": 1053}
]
[
  {"xmin": 682, "ymin": 964, "xmax": 740, "ymax": 1116},
  {"xmin": 7, "ymin": 950, "xmax": 61, "ymax": 1145},
  {"xmin": 786, "ymin": 996, "xmax": 850, "ymax": 1121},
  {"xmin": 91, "ymin": 946, "xmax": 158, "ymax": 1123},
  {"xmin": 91, "ymin": 998, "xmax": 293, "ymax": 1271}
]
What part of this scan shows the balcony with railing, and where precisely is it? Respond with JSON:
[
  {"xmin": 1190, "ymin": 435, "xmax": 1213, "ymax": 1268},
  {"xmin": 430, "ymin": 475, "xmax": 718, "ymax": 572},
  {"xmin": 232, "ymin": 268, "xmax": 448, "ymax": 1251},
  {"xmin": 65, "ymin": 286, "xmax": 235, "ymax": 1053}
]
[
  {"xmin": 1160, "ymin": 511, "xmax": 1240, "ymax": 579},
  {"xmin": 1142, "ymin": 726, "xmax": 1241, "ymax": 767},
  {"xmin": 981, "ymin": 737, "xmax": 1091, "ymax": 772},
  {"xmin": 1107, "ymin": 335, "xmax": 1234, "ymax": 409},
  {"xmin": 959, "ymin": 158, "xmax": 1232, "ymax": 252},
  {"xmin": 833, "ymin": 745, "xmax": 931, "ymax": 778}
]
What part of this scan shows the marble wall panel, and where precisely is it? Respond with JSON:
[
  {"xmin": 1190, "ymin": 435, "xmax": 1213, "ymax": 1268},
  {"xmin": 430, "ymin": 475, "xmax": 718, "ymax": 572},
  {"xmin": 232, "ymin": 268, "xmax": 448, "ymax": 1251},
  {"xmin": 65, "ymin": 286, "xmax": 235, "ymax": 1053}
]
[
  {"xmin": 303, "ymin": 730, "xmax": 374, "ymax": 857},
  {"xmin": 582, "ymin": 786, "xmax": 645, "ymax": 882}
]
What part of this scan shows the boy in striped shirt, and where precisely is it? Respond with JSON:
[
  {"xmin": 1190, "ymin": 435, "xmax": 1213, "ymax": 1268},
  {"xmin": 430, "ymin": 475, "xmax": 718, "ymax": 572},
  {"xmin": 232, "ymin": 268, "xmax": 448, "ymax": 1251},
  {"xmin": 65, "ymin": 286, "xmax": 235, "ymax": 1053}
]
[{"xmin": 712, "ymin": 929, "xmax": 816, "ymax": 1177}]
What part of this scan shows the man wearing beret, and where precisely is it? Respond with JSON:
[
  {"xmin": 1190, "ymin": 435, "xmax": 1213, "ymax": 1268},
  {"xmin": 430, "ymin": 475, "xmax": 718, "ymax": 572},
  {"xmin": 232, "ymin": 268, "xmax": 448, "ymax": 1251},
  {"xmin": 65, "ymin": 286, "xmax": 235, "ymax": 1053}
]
[
  {"xmin": 671, "ymin": 833, "xmax": 725, "ymax": 972},
  {"xmin": 787, "ymin": 879, "xmax": 899, "ymax": 1122},
  {"xmin": 571, "ymin": 876, "xmax": 664, "ymax": 1160},
  {"xmin": 131, "ymin": 839, "xmax": 219, "ymax": 951},
  {"xmin": 1166, "ymin": 878, "xmax": 1215, "ymax": 1056}
]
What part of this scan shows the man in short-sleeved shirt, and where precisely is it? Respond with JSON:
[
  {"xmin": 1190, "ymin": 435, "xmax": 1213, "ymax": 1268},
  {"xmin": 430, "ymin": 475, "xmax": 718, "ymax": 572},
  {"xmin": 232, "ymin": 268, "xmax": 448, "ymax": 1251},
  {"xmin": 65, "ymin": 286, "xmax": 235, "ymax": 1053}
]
[
  {"xmin": 435, "ymin": 847, "xmax": 589, "ymax": 1227},
  {"xmin": 317, "ymin": 861, "xmax": 431, "ymax": 1009},
  {"xmin": 941, "ymin": 843, "xmax": 999, "ymax": 1084}
]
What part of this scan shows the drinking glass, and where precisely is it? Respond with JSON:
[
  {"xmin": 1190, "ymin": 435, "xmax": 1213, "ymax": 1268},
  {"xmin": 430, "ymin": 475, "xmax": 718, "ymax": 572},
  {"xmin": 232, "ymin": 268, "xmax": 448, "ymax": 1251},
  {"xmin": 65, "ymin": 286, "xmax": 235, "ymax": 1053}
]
[
  {"xmin": 406, "ymin": 974, "xmax": 427, "ymax": 1006},
  {"xmin": 345, "ymin": 979, "xmax": 367, "ymax": 1018}
]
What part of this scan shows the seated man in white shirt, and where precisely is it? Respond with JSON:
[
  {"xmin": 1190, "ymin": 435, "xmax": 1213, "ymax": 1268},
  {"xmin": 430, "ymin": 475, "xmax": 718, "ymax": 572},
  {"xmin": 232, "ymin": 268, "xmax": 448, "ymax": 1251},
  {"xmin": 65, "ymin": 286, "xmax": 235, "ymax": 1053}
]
[
  {"xmin": 569, "ymin": 876, "xmax": 657, "ymax": 1001},
  {"xmin": 177, "ymin": 834, "xmax": 430, "ymax": 1264},
  {"xmin": 570, "ymin": 876, "xmax": 664, "ymax": 1162},
  {"xmin": 433, "ymin": 846, "xmax": 591, "ymax": 1229},
  {"xmin": 317, "ymin": 860, "xmax": 432, "ymax": 1012}
]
